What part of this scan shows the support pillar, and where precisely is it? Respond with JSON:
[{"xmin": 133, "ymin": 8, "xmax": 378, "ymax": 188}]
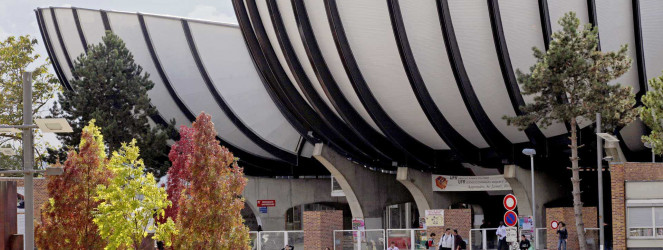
[
  {"xmin": 313, "ymin": 143, "xmax": 412, "ymax": 229},
  {"xmin": 396, "ymin": 167, "xmax": 456, "ymax": 216}
]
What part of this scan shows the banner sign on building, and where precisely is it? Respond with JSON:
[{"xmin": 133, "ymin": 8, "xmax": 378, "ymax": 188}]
[
  {"xmin": 257, "ymin": 200, "xmax": 275, "ymax": 207},
  {"xmin": 425, "ymin": 209, "xmax": 444, "ymax": 227},
  {"xmin": 432, "ymin": 175, "xmax": 511, "ymax": 191}
]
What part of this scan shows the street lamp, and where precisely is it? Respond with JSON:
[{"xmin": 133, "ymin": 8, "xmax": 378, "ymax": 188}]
[
  {"xmin": 644, "ymin": 142, "xmax": 655, "ymax": 163},
  {"xmin": 522, "ymin": 148, "xmax": 536, "ymax": 246},
  {"xmin": 0, "ymin": 72, "xmax": 71, "ymax": 250}
]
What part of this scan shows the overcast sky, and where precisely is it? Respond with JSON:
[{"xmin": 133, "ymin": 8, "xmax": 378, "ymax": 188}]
[{"xmin": 0, "ymin": 0, "xmax": 238, "ymax": 148}]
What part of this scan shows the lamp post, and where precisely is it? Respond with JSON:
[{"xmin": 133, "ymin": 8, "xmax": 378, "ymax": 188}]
[
  {"xmin": 595, "ymin": 114, "xmax": 620, "ymax": 250},
  {"xmin": 644, "ymin": 142, "xmax": 655, "ymax": 163},
  {"xmin": 0, "ymin": 72, "xmax": 70, "ymax": 249},
  {"xmin": 522, "ymin": 148, "xmax": 536, "ymax": 246}
]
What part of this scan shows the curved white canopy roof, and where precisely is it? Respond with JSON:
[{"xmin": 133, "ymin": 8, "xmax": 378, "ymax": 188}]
[{"xmin": 36, "ymin": 0, "xmax": 656, "ymax": 173}]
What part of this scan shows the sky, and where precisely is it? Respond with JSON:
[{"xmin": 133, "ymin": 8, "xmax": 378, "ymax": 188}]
[{"xmin": 1, "ymin": 0, "xmax": 239, "ymax": 148}]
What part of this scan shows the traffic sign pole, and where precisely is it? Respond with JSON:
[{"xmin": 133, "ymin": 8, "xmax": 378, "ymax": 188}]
[
  {"xmin": 504, "ymin": 194, "xmax": 517, "ymax": 211},
  {"xmin": 504, "ymin": 211, "xmax": 518, "ymax": 227}
]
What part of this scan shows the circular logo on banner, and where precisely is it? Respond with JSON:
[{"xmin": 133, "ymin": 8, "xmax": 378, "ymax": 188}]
[
  {"xmin": 503, "ymin": 194, "xmax": 517, "ymax": 211},
  {"xmin": 551, "ymin": 220, "xmax": 559, "ymax": 229},
  {"xmin": 504, "ymin": 211, "xmax": 518, "ymax": 227}
]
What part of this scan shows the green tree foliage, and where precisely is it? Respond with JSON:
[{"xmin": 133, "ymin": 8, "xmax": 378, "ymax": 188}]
[
  {"xmin": 0, "ymin": 35, "xmax": 60, "ymax": 168},
  {"xmin": 640, "ymin": 75, "xmax": 663, "ymax": 155},
  {"xmin": 504, "ymin": 12, "xmax": 636, "ymax": 250},
  {"xmin": 35, "ymin": 121, "xmax": 109, "ymax": 249},
  {"xmin": 173, "ymin": 113, "xmax": 249, "ymax": 248},
  {"xmin": 93, "ymin": 139, "xmax": 176, "ymax": 249},
  {"xmin": 50, "ymin": 31, "xmax": 173, "ymax": 176}
]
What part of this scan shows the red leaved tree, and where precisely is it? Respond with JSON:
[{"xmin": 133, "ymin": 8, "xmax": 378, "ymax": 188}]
[
  {"xmin": 163, "ymin": 125, "xmax": 194, "ymax": 222},
  {"xmin": 173, "ymin": 113, "xmax": 250, "ymax": 248},
  {"xmin": 35, "ymin": 121, "xmax": 110, "ymax": 249}
]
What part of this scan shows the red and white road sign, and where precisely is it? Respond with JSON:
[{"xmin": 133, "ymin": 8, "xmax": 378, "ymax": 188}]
[
  {"xmin": 504, "ymin": 211, "xmax": 518, "ymax": 227},
  {"xmin": 551, "ymin": 220, "xmax": 559, "ymax": 229},
  {"xmin": 257, "ymin": 200, "xmax": 276, "ymax": 207},
  {"xmin": 503, "ymin": 194, "xmax": 517, "ymax": 211}
]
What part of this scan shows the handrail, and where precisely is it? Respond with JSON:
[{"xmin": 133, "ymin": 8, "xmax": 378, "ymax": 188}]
[
  {"xmin": 249, "ymin": 230, "xmax": 305, "ymax": 250},
  {"xmin": 333, "ymin": 229, "xmax": 386, "ymax": 250}
]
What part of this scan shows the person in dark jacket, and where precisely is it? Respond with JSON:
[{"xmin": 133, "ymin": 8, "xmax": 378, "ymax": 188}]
[
  {"xmin": 557, "ymin": 222, "xmax": 568, "ymax": 250},
  {"xmin": 519, "ymin": 235, "xmax": 531, "ymax": 250},
  {"xmin": 453, "ymin": 230, "xmax": 465, "ymax": 250}
]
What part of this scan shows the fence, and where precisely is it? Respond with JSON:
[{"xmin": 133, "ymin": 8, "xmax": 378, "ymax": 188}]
[
  {"xmin": 469, "ymin": 228, "xmax": 498, "ymax": 250},
  {"xmin": 584, "ymin": 228, "xmax": 599, "ymax": 250},
  {"xmin": 333, "ymin": 229, "xmax": 386, "ymax": 250},
  {"xmin": 535, "ymin": 228, "xmax": 547, "ymax": 249},
  {"xmin": 249, "ymin": 230, "xmax": 304, "ymax": 250},
  {"xmin": 385, "ymin": 229, "xmax": 427, "ymax": 250}
]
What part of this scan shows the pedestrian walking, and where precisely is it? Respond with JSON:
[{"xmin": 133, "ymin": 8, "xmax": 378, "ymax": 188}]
[
  {"xmin": 438, "ymin": 228, "xmax": 454, "ymax": 250},
  {"xmin": 557, "ymin": 222, "xmax": 568, "ymax": 250},
  {"xmin": 496, "ymin": 221, "xmax": 507, "ymax": 250},
  {"xmin": 453, "ymin": 230, "xmax": 466, "ymax": 250},
  {"xmin": 426, "ymin": 233, "xmax": 436, "ymax": 249}
]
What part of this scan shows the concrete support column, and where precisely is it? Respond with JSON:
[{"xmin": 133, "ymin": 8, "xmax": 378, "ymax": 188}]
[
  {"xmin": 313, "ymin": 144, "xmax": 412, "ymax": 229},
  {"xmin": 396, "ymin": 167, "xmax": 456, "ymax": 216}
]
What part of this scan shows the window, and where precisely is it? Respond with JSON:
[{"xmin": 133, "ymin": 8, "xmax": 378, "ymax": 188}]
[{"xmin": 627, "ymin": 206, "xmax": 663, "ymax": 238}]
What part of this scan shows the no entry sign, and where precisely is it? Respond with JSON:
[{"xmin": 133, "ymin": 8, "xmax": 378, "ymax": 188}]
[
  {"xmin": 504, "ymin": 211, "xmax": 518, "ymax": 227},
  {"xmin": 503, "ymin": 194, "xmax": 517, "ymax": 211},
  {"xmin": 551, "ymin": 220, "xmax": 559, "ymax": 229},
  {"xmin": 257, "ymin": 200, "xmax": 276, "ymax": 207}
]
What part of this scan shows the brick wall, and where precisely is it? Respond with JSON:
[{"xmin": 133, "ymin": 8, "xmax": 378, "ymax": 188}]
[
  {"xmin": 545, "ymin": 207, "xmax": 597, "ymax": 249},
  {"xmin": 0, "ymin": 178, "xmax": 48, "ymax": 221},
  {"xmin": 0, "ymin": 181, "xmax": 17, "ymax": 250},
  {"xmin": 427, "ymin": 209, "xmax": 472, "ymax": 244},
  {"xmin": 610, "ymin": 162, "xmax": 663, "ymax": 250},
  {"xmin": 303, "ymin": 210, "xmax": 343, "ymax": 250}
]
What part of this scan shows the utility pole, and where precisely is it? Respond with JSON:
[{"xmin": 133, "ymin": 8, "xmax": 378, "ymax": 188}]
[
  {"xmin": 22, "ymin": 72, "xmax": 35, "ymax": 250},
  {"xmin": 596, "ymin": 113, "xmax": 604, "ymax": 250}
]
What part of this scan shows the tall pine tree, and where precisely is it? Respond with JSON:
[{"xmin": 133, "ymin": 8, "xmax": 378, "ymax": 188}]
[
  {"xmin": 504, "ymin": 12, "xmax": 636, "ymax": 250},
  {"xmin": 50, "ymin": 31, "xmax": 173, "ymax": 176},
  {"xmin": 640, "ymin": 74, "xmax": 663, "ymax": 154}
]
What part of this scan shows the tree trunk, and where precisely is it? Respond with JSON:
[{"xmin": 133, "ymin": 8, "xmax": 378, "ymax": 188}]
[{"xmin": 570, "ymin": 117, "xmax": 587, "ymax": 250}]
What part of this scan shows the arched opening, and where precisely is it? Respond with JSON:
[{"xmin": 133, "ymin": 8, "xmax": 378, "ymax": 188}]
[{"xmin": 242, "ymin": 201, "xmax": 261, "ymax": 231}]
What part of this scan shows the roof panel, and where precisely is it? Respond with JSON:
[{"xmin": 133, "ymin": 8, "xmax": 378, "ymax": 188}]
[
  {"xmin": 335, "ymin": 0, "xmax": 448, "ymax": 149},
  {"xmin": 641, "ymin": 0, "xmax": 663, "ymax": 89},
  {"xmin": 105, "ymin": 12, "xmax": 191, "ymax": 132},
  {"xmin": 254, "ymin": 0, "xmax": 311, "ymax": 108},
  {"xmin": 188, "ymin": 21, "xmax": 303, "ymax": 153},
  {"xmin": 76, "ymin": 9, "xmax": 106, "ymax": 46},
  {"xmin": 303, "ymin": 0, "xmax": 383, "ymax": 134},
  {"xmin": 53, "ymin": 8, "xmax": 86, "ymax": 63},
  {"xmin": 499, "ymin": 0, "xmax": 568, "ymax": 138},
  {"xmin": 42, "ymin": 8, "xmax": 73, "ymax": 81},
  {"xmin": 448, "ymin": 0, "xmax": 528, "ymax": 143},
  {"xmin": 399, "ymin": 0, "xmax": 488, "ymax": 148},
  {"xmin": 596, "ymin": 0, "xmax": 640, "ymax": 91},
  {"xmin": 142, "ymin": 15, "xmax": 276, "ymax": 159},
  {"xmin": 275, "ymin": 0, "xmax": 342, "ymax": 120}
]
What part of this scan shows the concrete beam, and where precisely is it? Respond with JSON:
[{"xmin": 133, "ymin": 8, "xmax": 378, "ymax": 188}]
[
  {"xmin": 243, "ymin": 176, "xmax": 346, "ymax": 231},
  {"xmin": 313, "ymin": 143, "xmax": 412, "ymax": 229}
]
